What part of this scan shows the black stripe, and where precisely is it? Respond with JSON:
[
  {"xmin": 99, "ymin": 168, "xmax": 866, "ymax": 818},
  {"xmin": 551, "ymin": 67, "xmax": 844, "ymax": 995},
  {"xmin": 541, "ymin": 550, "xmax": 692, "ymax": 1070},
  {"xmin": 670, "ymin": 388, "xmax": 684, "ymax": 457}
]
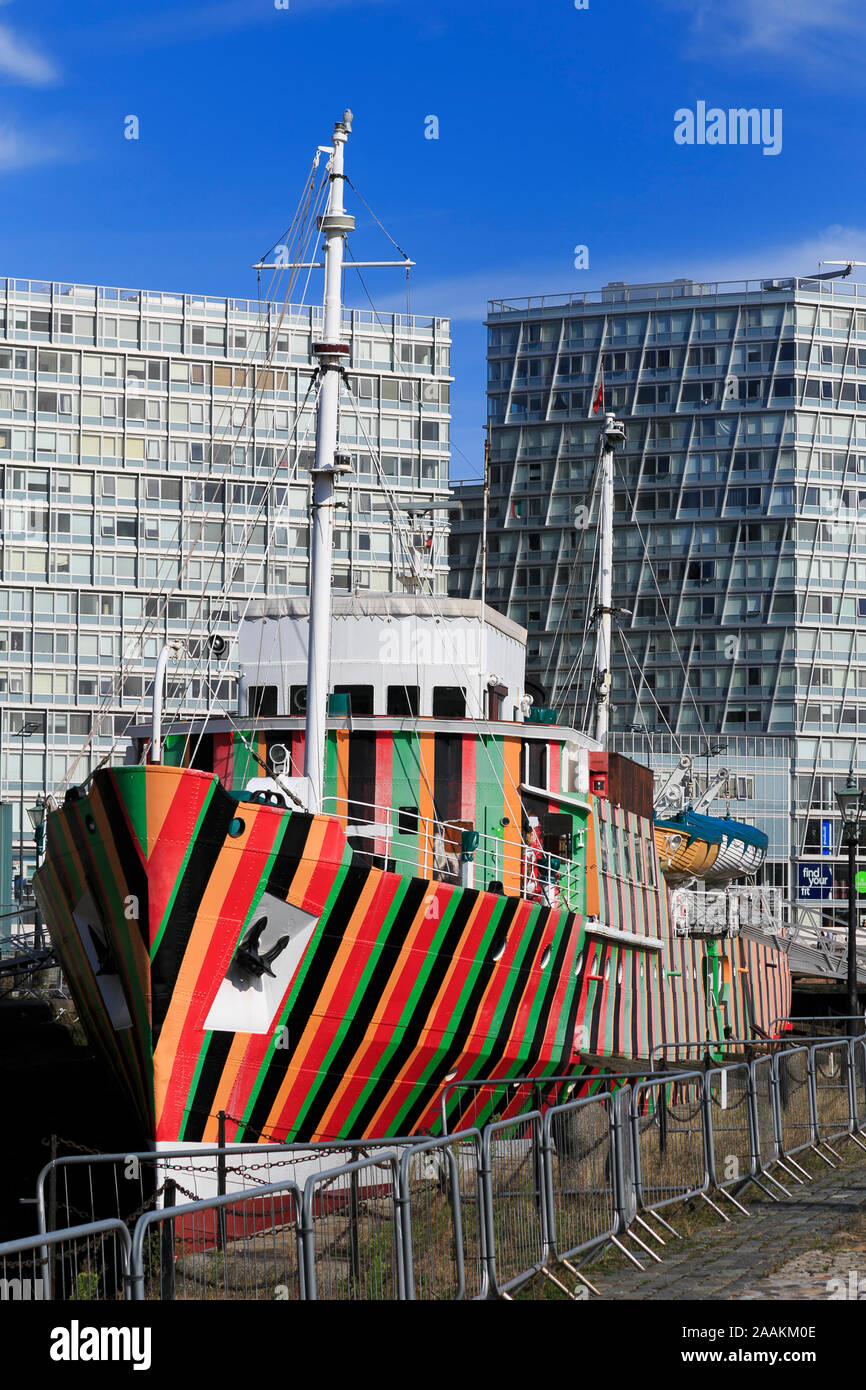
[
  {"xmin": 265, "ymin": 812, "xmax": 317, "ymax": 899},
  {"xmin": 96, "ymin": 773, "xmax": 150, "ymax": 953},
  {"xmin": 183, "ymin": 1031, "xmax": 235, "ymax": 1142},
  {"xmin": 150, "ymin": 785, "xmax": 238, "ymax": 1048}
]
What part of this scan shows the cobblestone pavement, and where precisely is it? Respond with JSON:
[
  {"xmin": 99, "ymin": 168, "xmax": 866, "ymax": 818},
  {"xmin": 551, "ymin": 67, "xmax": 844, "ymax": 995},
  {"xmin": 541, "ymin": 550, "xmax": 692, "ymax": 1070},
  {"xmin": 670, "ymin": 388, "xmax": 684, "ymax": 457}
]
[{"xmin": 587, "ymin": 1148, "xmax": 866, "ymax": 1300}]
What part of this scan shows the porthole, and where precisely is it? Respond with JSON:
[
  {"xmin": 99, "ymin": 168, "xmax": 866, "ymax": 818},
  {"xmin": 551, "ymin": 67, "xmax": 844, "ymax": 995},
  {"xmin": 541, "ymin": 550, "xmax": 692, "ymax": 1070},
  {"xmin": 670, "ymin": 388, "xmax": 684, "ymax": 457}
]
[
  {"xmin": 604, "ymin": 959, "xmax": 611, "ymax": 982},
  {"xmin": 229, "ymin": 817, "xmax": 245, "ymax": 838},
  {"xmin": 444, "ymin": 1069, "xmax": 458, "ymax": 1083},
  {"xmin": 617, "ymin": 962, "xmax": 623, "ymax": 985},
  {"xmin": 540, "ymin": 945, "xmax": 552, "ymax": 969},
  {"xmin": 491, "ymin": 928, "xmax": 509, "ymax": 962},
  {"xmin": 574, "ymin": 951, "xmax": 584, "ymax": 976},
  {"xmin": 85, "ymin": 815, "xmax": 97, "ymax": 834}
]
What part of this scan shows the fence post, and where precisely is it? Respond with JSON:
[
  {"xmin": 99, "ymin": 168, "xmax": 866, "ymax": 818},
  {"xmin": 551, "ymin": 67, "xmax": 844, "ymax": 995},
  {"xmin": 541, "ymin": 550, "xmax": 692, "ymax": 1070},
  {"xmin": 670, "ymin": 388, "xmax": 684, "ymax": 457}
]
[
  {"xmin": 160, "ymin": 1180, "xmax": 176, "ymax": 1301},
  {"xmin": 349, "ymin": 1147, "xmax": 361, "ymax": 1287},
  {"xmin": 47, "ymin": 1134, "xmax": 57, "ymax": 1299},
  {"xmin": 217, "ymin": 1110, "xmax": 227, "ymax": 1254}
]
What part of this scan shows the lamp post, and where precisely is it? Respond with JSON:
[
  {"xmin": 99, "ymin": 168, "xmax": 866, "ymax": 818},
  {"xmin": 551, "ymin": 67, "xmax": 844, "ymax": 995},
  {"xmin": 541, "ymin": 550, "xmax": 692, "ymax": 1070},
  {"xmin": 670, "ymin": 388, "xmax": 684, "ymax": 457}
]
[
  {"xmin": 27, "ymin": 794, "xmax": 45, "ymax": 950},
  {"xmin": 17, "ymin": 720, "xmax": 40, "ymax": 906},
  {"xmin": 835, "ymin": 773, "xmax": 865, "ymax": 1031}
]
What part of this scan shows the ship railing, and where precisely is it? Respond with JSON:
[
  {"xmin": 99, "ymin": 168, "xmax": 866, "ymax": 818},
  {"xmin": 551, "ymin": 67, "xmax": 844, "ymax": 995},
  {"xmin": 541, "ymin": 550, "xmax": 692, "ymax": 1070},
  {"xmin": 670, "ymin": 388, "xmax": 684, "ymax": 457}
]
[
  {"xmin": 0, "ymin": 1219, "xmax": 132, "ymax": 1303},
  {"xmin": 322, "ymin": 794, "xmax": 584, "ymax": 909}
]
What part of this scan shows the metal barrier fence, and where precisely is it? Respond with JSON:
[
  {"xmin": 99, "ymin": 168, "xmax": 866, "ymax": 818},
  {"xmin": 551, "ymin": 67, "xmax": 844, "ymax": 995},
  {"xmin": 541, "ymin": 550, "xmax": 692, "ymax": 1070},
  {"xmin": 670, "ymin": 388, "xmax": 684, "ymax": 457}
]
[
  {"xmin": 854, "ymin": 1040, "xmax": 866, "ymax": 1132},
  {"xmin": 542, "ymin": 1093, "xmax": 618, "ymax": 1266},
  {"xmin": 481, "ymin": 1112, "xmax": 546, "ymax": 1297},
  {"xmin": 398, "ymin": 1131, "xmax": 485, "ymax": 1301},
  {"xmin": 36, "ymin": 1137, "xmax": 411, "ymax": 1236},
  {"xmin": 300, "ymin": 1152, "xmax": 403, "ymax": 1301},
  {"xmin": 129, "ymin": 1178, "xmax": 303, "ymax": 1302},
  {"xmin": 704, "ymin": 1064, "xmax": 755, "ymax": 1191},
  {"xmin": 631, "ymin": 1073, "xmax": 709, "ymax": 1214},
  {"xmin": 812, "ymin": 1042, "xmax": 854, "ymax": 1145},
  {"xmin": 0, "ymin": 1220, "xmax": 132, "ymax": 1302},
  {"xmin": 775, "ymin": 1047, "xmax": 816, "ymax": 1158},
  {"xmin": 15, "ymin": 1038, "xmax": 866, "ymax": 1301},
  {"xmin": 750, "ymin": 1053, "xmax": 779, "ymax": 1172}
]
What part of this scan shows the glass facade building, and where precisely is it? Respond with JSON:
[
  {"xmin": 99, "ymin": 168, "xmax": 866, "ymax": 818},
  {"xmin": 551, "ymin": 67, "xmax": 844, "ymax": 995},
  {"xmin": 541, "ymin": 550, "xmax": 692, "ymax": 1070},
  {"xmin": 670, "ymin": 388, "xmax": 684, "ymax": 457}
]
[
  {"xmin": 0, "ymin": 276, "xmax": 451, "ymax": 876},
  {"xmin": 449, "ymin": 274, "xmax": 866, "ymax": 898}
]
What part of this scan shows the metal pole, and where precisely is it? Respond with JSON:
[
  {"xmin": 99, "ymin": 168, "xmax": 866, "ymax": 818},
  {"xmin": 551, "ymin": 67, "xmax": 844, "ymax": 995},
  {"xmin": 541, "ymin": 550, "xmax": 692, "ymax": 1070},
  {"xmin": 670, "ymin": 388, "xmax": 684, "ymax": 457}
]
[
  {"xmin": 217, "ymin": 1110, "xmax": 227, "ymax": 1254},
  {"xmin": 849, "ymin": 830, "xmax": 860, "ymax": 1030},
  {"xmin": 18, "ymin": 724, "xmax": 23, "ymax": 906},
  {"xmin": 593, "ymin": 415, "xmax": 625, "ymax": 748},
  {"xmin": 304, "ymin": 113, "xmax": 354, "ymax": 811},
  {"xmin": 480, "ymin": 433, "xmax": 489, "ymax": 717},
  {"xmin": 160, "ymin": 1179, "xmax": 177, "ymax": 1301}
]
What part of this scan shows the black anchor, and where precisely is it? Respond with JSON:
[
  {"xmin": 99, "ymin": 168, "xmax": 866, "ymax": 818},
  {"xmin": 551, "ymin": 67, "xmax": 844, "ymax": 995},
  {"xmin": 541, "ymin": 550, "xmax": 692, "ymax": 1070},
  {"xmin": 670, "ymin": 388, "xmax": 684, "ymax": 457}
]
[{"xmin": 234, "ymin": 917, "xmax": 290, "ymax": 979}]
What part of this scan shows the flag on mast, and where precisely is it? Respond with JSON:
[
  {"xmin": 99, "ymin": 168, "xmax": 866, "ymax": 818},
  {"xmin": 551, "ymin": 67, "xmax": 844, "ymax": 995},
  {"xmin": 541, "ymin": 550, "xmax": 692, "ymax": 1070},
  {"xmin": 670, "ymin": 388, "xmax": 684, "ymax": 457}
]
[{"xmin": 592, "ymin": 355, "xmax": 605, "ymax": 414}]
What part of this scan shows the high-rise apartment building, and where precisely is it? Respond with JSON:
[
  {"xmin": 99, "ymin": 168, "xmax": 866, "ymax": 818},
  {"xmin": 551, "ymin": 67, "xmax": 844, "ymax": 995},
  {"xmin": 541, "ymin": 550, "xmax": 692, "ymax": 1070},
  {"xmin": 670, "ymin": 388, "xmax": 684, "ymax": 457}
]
[
  {"xmin": 0, "ymin": 276, "xmax": 451, "ymax": 879},
  {"xmin": 449, "ymin": 273, "xmax": 866, "ymax": 897}
]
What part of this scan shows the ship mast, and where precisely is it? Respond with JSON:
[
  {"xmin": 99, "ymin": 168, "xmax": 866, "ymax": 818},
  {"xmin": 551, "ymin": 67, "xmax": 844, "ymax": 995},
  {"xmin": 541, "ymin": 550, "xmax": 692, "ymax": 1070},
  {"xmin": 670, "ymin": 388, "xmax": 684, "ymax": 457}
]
[
  {"xmin": 304, "ymin": 112, "xmax": 355, "ymax": 811},
  {"xmin": 592, "ymin": 413, "xmax": 626, "ymax": 747}
]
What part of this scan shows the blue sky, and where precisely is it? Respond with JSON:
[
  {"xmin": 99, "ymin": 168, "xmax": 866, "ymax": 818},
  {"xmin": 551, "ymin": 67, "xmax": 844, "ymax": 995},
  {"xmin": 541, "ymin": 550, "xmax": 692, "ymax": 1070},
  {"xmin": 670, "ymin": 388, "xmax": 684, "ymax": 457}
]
[{"xmin": 2, "ymin": 0, "xmax": 866, "ymax": 478}]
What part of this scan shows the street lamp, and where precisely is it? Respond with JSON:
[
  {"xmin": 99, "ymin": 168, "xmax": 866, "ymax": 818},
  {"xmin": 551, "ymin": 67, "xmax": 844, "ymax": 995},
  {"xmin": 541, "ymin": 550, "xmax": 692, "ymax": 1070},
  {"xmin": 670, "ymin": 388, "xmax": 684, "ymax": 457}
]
[
  {"xmin": 835, "ymin": 773, "xmax": 866, "ymax": 1031},
  {"xmin": 16, "ymin": 719, "xmax": 40, "ymax": 906},
  {"xmin": 27, "ymin": 794, "xmax": 45, "ymax": 951}
]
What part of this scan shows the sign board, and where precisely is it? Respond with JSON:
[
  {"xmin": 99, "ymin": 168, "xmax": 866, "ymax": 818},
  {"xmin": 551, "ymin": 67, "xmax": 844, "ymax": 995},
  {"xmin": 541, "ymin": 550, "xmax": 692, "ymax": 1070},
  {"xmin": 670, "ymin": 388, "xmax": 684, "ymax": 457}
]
[
  {"xmin": 821, "ymin": 819, "xmax": 833, "ymax": 856},
  {"xmin": 798, "ymin": 863, "xmax": 832, "ymax": 900}
]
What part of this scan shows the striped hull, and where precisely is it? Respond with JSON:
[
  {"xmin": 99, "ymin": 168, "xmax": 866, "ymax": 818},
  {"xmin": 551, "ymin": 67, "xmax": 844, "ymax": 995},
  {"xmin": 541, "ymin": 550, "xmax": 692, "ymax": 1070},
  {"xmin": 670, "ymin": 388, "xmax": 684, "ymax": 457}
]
[{"xmin": 34, "ymin": 764, "xmax": 791, "ymax": 1144}]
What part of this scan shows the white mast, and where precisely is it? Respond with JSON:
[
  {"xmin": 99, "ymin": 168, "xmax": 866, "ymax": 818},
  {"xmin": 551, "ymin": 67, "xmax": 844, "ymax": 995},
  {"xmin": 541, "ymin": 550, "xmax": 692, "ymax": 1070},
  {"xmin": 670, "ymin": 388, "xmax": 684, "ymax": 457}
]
[
  {"xmin": 304, "ymin": 111, "xmax": 354, "ymax": 811},
  {"xmin": 593, "ymin": 412, "xmax": 626, "ymax": 747}
]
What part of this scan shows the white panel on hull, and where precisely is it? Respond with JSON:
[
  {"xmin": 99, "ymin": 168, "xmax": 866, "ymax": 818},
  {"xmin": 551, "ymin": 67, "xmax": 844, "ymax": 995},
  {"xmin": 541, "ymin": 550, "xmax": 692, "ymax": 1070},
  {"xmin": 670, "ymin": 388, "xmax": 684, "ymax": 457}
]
[
  {"xmin": 72, "ymin": 889, "xmax": 133, "ymax": 1031},
  {"xmin": 203, "ymin": 892, "xmax": 319, "ymax": 1035}
]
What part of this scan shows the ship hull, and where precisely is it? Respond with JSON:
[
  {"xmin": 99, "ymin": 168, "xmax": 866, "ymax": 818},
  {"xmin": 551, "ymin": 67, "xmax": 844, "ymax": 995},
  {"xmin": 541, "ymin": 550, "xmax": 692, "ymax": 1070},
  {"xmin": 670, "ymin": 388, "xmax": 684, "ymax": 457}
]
[{"xmin": 35, "ymin": 765, "xmax": 791, "ymax": 1145}]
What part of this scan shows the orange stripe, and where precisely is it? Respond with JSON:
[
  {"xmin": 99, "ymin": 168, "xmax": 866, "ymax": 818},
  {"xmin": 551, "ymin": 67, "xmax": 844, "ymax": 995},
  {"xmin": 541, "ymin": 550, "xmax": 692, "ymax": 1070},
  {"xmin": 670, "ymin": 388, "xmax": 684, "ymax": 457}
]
[
  {"xmin": 502, "ymin": 737, "xmax": 522, "ymax": 895},
  {"xmin": 418, "ymin": 732, "xmax": 435, "ymax": 877},
  {"xmin": 335, "ymin": 730, "xmax": 349, "ymax": 825}
]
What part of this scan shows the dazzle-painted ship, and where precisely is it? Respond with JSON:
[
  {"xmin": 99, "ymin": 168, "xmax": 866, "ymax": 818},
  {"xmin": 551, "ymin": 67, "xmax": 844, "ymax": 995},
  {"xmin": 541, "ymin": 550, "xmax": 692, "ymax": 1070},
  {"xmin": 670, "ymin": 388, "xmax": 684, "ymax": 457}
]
[{"xmin": 33, "ymin": 113, "xmax": 791, "ymax": 1151}]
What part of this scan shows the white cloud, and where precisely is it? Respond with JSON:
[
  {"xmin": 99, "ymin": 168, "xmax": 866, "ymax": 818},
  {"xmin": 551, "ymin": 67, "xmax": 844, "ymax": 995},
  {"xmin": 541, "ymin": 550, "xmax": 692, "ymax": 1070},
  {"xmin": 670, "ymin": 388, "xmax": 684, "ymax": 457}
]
[
  {"xmin": 0, "ymin": 19, "xmax": 58, "ymax": 86},
  {"xmin": 663, "ymin": 0, "xmax": 866, "ymax": 70},
  {"xmin": 0, "ymin": 124, "xmax": 71, "ymax": 171},
  {"xmin": 396, "ymin": 226, "xmax": 866, "ymax": 325}
]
